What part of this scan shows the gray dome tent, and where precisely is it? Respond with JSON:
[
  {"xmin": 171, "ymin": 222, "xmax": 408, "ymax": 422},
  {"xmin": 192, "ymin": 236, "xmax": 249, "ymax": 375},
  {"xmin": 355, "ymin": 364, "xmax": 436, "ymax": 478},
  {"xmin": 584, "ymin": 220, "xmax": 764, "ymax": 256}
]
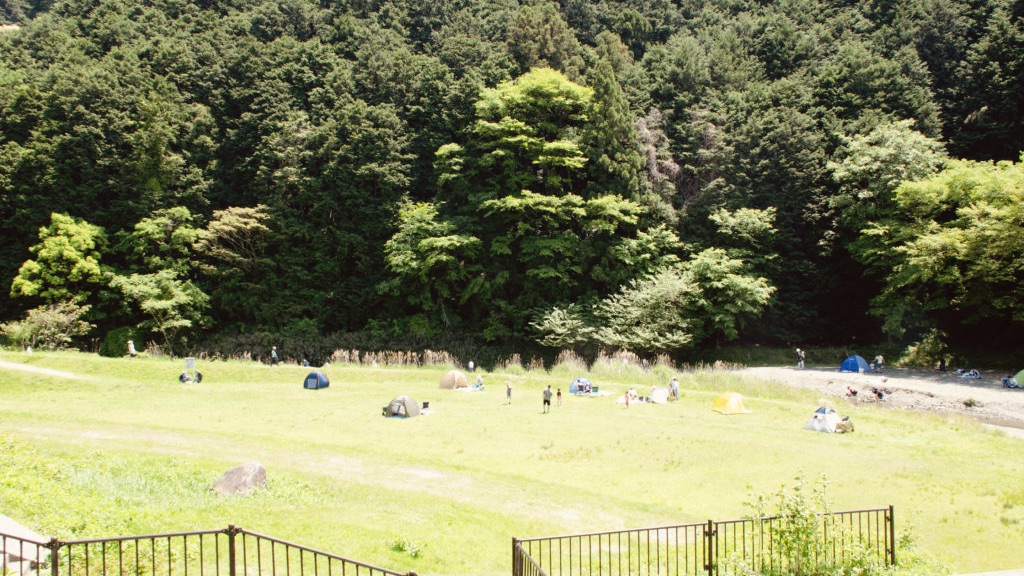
[{"xmin": 385, "ymin": 395, "xmax": 420, "ymax": 418}]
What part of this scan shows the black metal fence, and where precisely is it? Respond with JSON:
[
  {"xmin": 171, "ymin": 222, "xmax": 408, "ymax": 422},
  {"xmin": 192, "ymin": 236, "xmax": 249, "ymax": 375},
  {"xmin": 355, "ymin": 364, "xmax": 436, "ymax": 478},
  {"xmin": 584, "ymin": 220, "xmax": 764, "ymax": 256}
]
[
  {"xmin": 1, "ymin": 525, "xmax": 416, "ymax": 576},
  {"xmin": 513, "ymin": 506, "xmax": 895, "ymax": 576}
]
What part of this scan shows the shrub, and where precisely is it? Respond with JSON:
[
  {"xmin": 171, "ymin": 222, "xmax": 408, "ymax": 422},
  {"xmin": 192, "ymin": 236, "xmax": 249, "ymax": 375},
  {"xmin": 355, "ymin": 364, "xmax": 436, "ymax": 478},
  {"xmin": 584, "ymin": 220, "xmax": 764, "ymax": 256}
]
[{"xmin": 100, "ymin": 327, "xmax": 137, "ymax": 358}]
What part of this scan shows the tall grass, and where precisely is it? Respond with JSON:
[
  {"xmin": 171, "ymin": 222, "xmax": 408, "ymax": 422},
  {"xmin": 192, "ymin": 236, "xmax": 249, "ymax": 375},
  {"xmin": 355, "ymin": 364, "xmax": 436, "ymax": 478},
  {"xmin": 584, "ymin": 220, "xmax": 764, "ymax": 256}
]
[{"xmin": 1, "ymin": 350, "xmax": 1022, "ymax": 576}]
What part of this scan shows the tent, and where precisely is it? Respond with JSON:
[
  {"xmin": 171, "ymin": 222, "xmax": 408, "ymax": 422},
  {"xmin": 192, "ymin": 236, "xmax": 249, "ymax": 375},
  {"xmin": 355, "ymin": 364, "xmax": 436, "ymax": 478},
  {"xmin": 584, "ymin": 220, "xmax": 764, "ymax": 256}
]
[
  {"xmin": 303, "ymin": 371, "xmax": 329, "ymax": 389},
  {"xmin": 803, "ymin": 406, "xmax": 854, "ymax": 433},
  {"xmin": 569, "ymin": 377, "xmax": 593, "ymax": 394},
  {"xmin": 840, "ymin": 354, "xmax": 869, "ymax": 373},
  {"xmin": 712, "ymin": 392, "xmax": 751, "ymax": 415},
  {"xmin": 385, "ymin": 395, "xmax": 420, "ymax": 418},
  {"xmin": 1014, "ymin": 369, "xmax": 1024, "ymax": 383},
  {"xmin": 439, "ymin": 369, "xmax": 468, "ymax": 389},
  {"xmin": 649, "ymin": 387, "xmax": 669, "ymax": 404}
]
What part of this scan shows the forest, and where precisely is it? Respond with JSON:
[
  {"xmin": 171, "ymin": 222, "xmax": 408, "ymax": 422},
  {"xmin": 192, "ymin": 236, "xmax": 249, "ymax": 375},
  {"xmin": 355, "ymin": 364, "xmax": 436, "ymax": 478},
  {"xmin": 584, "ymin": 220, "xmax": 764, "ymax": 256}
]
[{"xmin": 0, "ymin": 0, "xmax": 1022, "ymax": 363}]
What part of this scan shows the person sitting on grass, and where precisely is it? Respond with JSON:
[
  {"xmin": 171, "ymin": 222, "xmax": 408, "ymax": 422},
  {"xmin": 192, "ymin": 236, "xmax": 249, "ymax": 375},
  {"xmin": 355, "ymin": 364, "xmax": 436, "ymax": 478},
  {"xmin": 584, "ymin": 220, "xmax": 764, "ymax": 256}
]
[{"xmin": 1002, "ymin": 374, "xmax": 1021, "ymax": 389}]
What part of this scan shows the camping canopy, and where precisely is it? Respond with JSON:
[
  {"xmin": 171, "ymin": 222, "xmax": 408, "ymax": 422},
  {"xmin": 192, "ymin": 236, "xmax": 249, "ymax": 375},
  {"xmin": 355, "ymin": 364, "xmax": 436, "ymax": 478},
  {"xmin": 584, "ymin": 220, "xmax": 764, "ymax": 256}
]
[
  {"xmin": 386, "ymin": 395, "xmax": 420, "ymax": 418},
  {"xmin": 303, "ymin": 371, "xmax": 329, "ymax": 389},
  {"xmin": 840, "ymin": 354, "xmax": 869, "ymax": 373},
  {"xmin": 712, "ymin": 392, "xmax": 751, "ymax": 414},
  {"xmin": 439, "ymin": 370, "xmax": 468, "ymax": 389}
]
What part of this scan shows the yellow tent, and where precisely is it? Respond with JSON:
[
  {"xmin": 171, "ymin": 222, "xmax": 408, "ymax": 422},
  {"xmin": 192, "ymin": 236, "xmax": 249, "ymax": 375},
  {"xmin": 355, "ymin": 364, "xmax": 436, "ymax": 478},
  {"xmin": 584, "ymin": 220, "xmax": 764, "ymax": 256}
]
[{"xmin": 712, "ymin": 392, "xmax": 751, "ymax": 415}]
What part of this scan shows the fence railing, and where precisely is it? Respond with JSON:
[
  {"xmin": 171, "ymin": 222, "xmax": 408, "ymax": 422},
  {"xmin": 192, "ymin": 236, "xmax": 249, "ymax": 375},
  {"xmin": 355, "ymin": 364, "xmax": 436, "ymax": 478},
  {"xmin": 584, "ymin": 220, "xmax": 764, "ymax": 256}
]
[
  {"xmin": 1, "ymin": 525, "xmax": 416, "ymax": 576},
  {"xmin": 513, "ymin": 506, "xmax": 894, "ymax": 576}
]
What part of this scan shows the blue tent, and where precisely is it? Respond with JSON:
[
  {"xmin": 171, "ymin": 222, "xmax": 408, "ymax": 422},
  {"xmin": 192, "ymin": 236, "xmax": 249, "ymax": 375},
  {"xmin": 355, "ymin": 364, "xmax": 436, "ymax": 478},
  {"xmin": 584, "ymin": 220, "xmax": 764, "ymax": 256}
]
[
  {"xmin": 839, "ymin": 355, "xmax": 869, "ymax": 373},
  {"xmin": 303, "ymin": 371, "xmax": 330, "ymax": 389},
  {"xmin": 569, "ymin": 377, "xmax": 593, "ymax": 394}
]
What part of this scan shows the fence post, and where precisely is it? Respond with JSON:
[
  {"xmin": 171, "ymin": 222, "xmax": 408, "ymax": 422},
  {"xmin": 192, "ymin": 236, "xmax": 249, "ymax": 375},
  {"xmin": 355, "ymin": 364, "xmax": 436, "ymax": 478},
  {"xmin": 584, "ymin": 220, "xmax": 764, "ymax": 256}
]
[
  {"xmin": 512, "ymin": 537, "xmax": 519, "ymax": 576},
  {"xmin": 704, "ymin": 520, "xmax": 715, "ymax": 576},
  {"xmin": 225, "ymin": 524, "xmax": 242, "ymax": 576},
  {"xmin": 887, "ymin": 505, "xmax": 896, "ymax": 566},
  {"xmin": 46, "ymin": 537, "xmax": 60, "ymax": 576}
]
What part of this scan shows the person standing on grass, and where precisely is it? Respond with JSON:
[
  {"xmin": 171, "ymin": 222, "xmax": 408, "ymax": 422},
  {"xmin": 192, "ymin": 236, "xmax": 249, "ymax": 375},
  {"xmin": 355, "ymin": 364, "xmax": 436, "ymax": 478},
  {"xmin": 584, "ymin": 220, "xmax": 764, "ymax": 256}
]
[
  {"xmin": 270, "ymin": 346, "xmax": 279, "ymax": 366},
  {"xmin": 543, "ymin": 385, "xmax": 553, "ymax": 413},
  {"xmin": 506, "ymin": 382, "xmax": 512, "ymax": 404},
  {"xmin": 127, "ymin": 340, "xmax": 136, "ymax": 358},
  {"xmin": 795, "ymin": 348, "xmax": 805, "ymax": 369},
  {"xmin": 557, "ymin": 388, "xmax": 562, "ymax": 406}
]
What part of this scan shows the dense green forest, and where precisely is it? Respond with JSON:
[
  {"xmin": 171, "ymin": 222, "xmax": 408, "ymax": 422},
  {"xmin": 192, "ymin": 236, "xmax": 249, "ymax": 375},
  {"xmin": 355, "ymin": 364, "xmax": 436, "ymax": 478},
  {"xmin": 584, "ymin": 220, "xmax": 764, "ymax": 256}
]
[{"xmin": 1, "ymin": 0, "xmax": 1022, "ymax": 362}]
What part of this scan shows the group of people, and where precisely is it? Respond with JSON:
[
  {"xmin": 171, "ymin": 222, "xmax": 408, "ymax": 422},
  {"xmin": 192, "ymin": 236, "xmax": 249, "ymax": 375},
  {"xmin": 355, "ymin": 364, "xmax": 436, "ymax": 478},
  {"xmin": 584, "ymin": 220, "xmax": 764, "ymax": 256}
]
[
  {"xmin": 847, "ymin": 385, "xmax": 887, "ymax": 401},
  {"xmin": 870, "ymin": 355, "xmax": 885, "ymax": 372}
]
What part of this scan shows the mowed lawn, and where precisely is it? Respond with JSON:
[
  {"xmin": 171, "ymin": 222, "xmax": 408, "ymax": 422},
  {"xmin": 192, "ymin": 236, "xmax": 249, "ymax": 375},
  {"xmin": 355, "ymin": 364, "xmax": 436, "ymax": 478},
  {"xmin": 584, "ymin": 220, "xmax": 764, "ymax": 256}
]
[{"xmin": 1, "ymin": 351, "xmax": 1023, "ymax": 576}]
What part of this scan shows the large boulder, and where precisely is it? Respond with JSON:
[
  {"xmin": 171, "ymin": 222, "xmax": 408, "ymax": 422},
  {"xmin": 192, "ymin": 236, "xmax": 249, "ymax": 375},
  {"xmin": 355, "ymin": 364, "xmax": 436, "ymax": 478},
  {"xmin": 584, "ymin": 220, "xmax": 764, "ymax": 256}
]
[{"xmin": 211, "ymin": 462, "xmax": 267, "ymax": 495}]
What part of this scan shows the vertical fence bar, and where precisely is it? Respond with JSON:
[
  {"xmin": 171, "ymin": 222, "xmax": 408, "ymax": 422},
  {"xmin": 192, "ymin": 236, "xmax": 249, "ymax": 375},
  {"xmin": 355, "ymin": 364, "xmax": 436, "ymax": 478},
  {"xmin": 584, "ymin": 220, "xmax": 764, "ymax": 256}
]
[
  {"xmin": 704, "ymin": 519, "xmax": 714, "ymax": 576},
  {"xmin": 888, "ymin": 505, "xmax": 896, "ymax": 566}
]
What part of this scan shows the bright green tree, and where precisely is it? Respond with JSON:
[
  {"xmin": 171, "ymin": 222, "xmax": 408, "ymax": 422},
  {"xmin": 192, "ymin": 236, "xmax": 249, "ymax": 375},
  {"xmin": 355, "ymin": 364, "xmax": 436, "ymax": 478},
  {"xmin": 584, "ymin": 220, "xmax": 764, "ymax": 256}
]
[
  {"xmin": 592, "ymin": 249, "xmax": 774, "ymax": 353},
  {"xmin": 854, "ymin": 157, "xmax": 1024, "ymax": 341},
  {"xmin": 10, "ymin": 213, "xmax": 108, "ymax": 305},
  {"xmin": 111, "ymin": 269, "xmax": 208, "ymax": 356},
  {"xmin": 380, "ymin": 200, "xmax": 483, "ymax": 335}
]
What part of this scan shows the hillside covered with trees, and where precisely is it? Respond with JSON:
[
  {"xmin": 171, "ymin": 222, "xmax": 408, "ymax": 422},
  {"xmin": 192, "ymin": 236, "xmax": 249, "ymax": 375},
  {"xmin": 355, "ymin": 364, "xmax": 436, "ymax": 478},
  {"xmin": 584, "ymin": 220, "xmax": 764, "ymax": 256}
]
[{"xmin": 1, "ymin": 0, "xmax": 1022, "ymax": 362}]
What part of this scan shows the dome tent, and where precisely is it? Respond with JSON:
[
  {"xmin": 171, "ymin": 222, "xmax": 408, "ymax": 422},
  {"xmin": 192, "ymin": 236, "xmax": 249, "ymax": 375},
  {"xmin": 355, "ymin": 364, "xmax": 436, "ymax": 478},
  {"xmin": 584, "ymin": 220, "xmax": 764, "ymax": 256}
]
[
  {"xmin": 385, "ymin": 395, "xmax": 420, "ymax": 418},
  {"xmin": 804, "ymin": 406, "xmax": 853, "ymax": 433},
  {"xmin": 569, "ymin": 377, "xmax": 593, "ymax": 394},
  {"xmin": 712, "ymin": 392, "xmax": 751, "ymax": 415},
  {"xmin": 303, "ymin": 371, "xmax": 329, "ymax": 389},
  {"xmin": 439, "ymin": 370, "xmax": 468, "ymax": 389},
  {"xmin": 840, "ymin": 354, "xmax": 869, "ymax": 373}
]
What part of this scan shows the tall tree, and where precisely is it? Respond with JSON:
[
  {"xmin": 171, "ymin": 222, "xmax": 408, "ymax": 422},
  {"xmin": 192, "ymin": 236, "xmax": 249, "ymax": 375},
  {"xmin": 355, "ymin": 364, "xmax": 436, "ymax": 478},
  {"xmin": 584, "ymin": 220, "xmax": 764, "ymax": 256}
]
[
  {"xmin": 581, "ymin": 57, "xmax": 644, "ymax": 202},
  {"xmin": 394, "ymin": 68, "xmax": 679, "ymax": 340},
  {"xmin": 194, "ymin": 205, "xmax": 273, "ymax": 328},
  {"xmin": 955, "ymin": 1, "xmax": 1024, "ymax": 161},
  {"xmin": 505, "ymin": 2, "xmax": 584, "ymax": 78}
]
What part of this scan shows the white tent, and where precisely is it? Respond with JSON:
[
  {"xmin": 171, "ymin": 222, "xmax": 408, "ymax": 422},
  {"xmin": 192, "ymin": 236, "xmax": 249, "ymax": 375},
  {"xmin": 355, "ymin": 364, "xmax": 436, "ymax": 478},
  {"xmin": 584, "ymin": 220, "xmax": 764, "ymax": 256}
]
[
  {"xmin": 649, "ymin": 387, "xmax": 669, "ymax": 404},
  {"xmin": 804, "ymin": 407, "xmax": 843, "ymax": 433}
]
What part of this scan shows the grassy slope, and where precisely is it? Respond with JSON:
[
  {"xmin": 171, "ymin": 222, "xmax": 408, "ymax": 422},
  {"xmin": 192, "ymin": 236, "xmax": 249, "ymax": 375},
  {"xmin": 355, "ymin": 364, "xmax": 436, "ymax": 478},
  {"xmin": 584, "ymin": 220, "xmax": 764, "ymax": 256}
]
[{"xmin": 1, "ymin": 351, "xmax": 1023, "ymax": 575}]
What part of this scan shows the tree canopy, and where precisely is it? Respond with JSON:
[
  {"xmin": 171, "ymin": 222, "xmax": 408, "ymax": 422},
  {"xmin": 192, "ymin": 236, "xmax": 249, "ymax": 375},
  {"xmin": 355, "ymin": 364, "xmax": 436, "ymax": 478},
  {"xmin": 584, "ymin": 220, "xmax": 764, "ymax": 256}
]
[{"xmin": 1, "ymin": 0, "xmax": 1022, "ymax": 357}]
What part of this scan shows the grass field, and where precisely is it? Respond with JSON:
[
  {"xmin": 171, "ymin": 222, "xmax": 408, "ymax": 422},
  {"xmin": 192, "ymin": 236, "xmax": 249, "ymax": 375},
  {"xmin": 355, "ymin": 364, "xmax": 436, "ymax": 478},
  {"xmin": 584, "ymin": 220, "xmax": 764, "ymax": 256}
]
[{"xmin": 1, "ymin": 350, "xmax": 1023, "ymax": 575}]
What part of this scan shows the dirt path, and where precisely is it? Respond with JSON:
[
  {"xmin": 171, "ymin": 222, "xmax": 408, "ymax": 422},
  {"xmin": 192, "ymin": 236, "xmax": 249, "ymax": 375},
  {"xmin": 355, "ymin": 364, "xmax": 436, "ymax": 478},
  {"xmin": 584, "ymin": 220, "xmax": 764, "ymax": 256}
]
[
  {"xmin": 0, "ymin": 360, "xmax": 80, "ymax": 380},
  {"xmin": 736, "ymin": 366, "xmax": 1024, "ymax": 430}
]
